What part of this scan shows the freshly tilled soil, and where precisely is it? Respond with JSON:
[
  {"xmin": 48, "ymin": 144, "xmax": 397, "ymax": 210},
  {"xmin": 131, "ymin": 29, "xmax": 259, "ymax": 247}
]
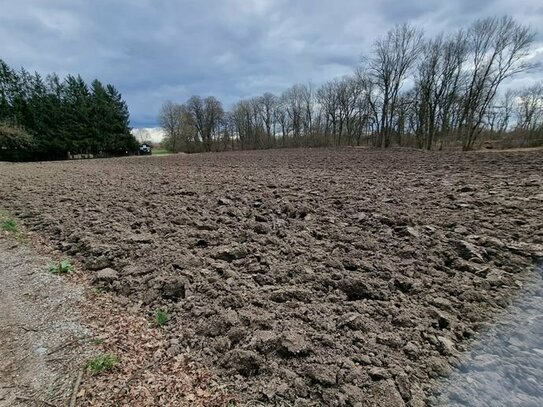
[{"xmin": 1, "ymin": 148, "xmax": 542, "ymax": 406}]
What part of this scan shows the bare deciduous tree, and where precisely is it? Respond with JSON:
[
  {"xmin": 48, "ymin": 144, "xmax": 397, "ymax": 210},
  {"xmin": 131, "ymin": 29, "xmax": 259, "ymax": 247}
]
[
  {"xmin": 414, "ymin": 31, "xmax": 467, "ymax": 149},
  {"xmin": 158, "ymin": 101, "xmax": 183, "ymax": 152},
  {"xmin": 369, "ymin": 23, "xmax": 424, "ymax": 147},
  {"xmin": 186, "ymin": 95, "xmax": 224, "ymax": 152},
  {"xmin": 516, "ymin": 83, "xmax": 543, "ymax": 131},
  {"xmin": 459, "ymin": 16, "xmax": 535, "ymax": 150},
  {"xmin": 259, "ymin": 92, "xmax": 277, "ymax": 147}
]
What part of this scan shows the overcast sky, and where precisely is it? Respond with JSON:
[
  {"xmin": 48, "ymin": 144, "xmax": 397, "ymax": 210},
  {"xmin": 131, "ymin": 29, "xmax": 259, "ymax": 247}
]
[{"xmin": 1, "ymin": 0, "xmax": 542, "ymax": 128}]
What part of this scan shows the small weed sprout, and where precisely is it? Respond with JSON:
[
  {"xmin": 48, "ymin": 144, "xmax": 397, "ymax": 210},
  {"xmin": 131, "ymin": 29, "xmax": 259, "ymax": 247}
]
[
  {"xmin": 86, "ymin": 354, "xmax": 119, "ymax": 375},
  {"xmin": 154, "ymin": 308, "xmax": 169, "ymax": 327},
  {"xmin": 49, "ymin": 260, "xmax": 73, "ymax": 274},
  {"xmin": 1, "ymin": 218, "xmax": 18, "ymax": 234}
]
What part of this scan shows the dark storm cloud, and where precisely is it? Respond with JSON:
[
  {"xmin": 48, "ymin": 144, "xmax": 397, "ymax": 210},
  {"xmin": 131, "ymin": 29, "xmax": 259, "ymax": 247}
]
[{"xmin": 0, "ymin": 0, "xmax": 541, "ymax": 127}]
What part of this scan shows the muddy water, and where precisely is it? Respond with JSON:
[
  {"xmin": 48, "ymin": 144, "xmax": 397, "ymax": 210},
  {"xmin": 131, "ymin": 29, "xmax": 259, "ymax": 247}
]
[{"xmin": 430, "ymin": 265, "xmax": 543, "ymax": 407}]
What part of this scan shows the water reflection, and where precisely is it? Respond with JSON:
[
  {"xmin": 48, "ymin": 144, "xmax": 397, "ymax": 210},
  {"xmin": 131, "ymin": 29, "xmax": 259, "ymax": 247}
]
[{"xmin": 430, "ymin": 266, "xmax": 543, "ymax": 407}]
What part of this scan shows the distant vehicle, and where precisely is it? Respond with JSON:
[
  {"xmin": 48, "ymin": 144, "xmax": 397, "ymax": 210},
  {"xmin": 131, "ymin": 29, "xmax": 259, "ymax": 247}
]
[{"xmin": 139, "ymin": 143, "xmax": 152, "ymax": 155}]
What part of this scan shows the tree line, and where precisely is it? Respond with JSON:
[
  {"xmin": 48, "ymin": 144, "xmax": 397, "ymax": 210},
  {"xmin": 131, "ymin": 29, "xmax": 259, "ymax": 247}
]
[
  {"xmin": 0, "ymin": 59, "xmax": 137, "ymax": 161},
  {"xmin": 160, "ymin": 16, "xmax": 542, "ymax": 153}
]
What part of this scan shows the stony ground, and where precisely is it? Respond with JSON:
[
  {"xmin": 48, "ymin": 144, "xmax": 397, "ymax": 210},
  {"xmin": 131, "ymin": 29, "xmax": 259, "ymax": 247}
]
[{"xmin": 1, "ymin": 148, "xmax": 542, "ymax": 406}]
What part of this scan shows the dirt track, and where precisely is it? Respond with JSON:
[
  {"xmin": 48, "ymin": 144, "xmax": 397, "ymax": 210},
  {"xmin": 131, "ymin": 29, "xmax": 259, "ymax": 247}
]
[
  {"xmin": 0, "ymin": 236, "xmax": 90, "ymax": 406},
  {"xmin": 1, "ymin": 148, "xmax": 542, "ymax": 406}
]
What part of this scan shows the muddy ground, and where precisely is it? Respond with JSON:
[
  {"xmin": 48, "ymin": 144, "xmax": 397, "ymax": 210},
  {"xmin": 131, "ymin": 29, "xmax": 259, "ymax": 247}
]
[{"xmin": 1, "ymin": 148, "xmax": 542, "ymax": 406}]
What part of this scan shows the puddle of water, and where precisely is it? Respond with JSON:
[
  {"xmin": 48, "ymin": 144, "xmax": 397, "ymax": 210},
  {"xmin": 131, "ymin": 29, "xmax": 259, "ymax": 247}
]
[{"xmin": 430, "ymin": 265, "xmax": 543, "ymax": 407}]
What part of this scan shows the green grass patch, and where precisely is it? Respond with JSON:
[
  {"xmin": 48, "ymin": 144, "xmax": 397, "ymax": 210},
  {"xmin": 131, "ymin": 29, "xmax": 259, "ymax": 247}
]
[
  {"xmin": 86, "ymin": 354, "xmax": 119, "ymax": 375},
  {"xmin": 152, "ymin": 148, "xmax": 170, "ymax": 155},
  {"xmin": 48, "ymin": 259, "xmax": 74, "ymax": 274},
  {"xmin": 0, "ymin": 211, "xmax": 24, "ymax": 240},
  {"xmin": 154, "ymin": 308, "xmax": 169, "ymax": 327},
  {"xmin": 1, "ymin": 218, "xmax": 18, "ymax": 234}
]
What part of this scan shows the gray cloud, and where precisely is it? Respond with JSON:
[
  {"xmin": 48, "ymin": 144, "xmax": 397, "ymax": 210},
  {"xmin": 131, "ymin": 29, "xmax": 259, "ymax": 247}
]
[{"xmin": 0, "ymin": 0, "xmax": 541, "ymax": 127}]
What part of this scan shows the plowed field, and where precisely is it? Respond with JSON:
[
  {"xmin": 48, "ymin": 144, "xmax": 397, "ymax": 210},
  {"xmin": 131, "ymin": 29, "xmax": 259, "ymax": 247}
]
[{"xmin": 1, "ymin": 148, "xmax": 542, "ymax": 406}]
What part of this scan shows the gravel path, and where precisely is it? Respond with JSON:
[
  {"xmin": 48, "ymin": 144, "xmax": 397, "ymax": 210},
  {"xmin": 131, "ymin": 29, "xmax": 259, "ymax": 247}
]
[{"xmin": 0, "ymin": 235, "xmax": 91, "ymax": 407}]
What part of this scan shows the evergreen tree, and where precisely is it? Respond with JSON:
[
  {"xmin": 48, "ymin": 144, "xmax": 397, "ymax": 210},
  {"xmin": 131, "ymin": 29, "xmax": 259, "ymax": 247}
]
[
  {"xmin": 0, "ymin": 58, "xmax": 137, "ymax": 161},
  {"xmin": 0, "ymin": 60, "xmax": 16, "ymax": 122}
]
